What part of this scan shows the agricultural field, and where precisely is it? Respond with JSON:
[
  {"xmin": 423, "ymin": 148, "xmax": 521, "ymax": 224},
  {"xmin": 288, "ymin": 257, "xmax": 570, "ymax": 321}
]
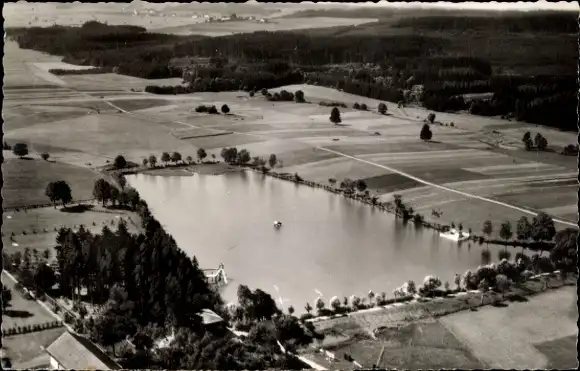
[
  {"xmin": 3, "ymin": 38, "xmax": 577, "ymax": 234},
  {"xmin": 439, "ymin": 285, "xmax": 578, "ymax": 369},
  {"xmin": 302, "ymin": 280, "xmax": 577, "ymax": 370}
]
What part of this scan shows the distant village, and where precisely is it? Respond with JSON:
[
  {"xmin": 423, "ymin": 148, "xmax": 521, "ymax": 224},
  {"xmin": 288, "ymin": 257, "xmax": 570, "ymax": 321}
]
[{"xmin": 123, "ymin": 7, "xmax": 271, "ymax": 24}]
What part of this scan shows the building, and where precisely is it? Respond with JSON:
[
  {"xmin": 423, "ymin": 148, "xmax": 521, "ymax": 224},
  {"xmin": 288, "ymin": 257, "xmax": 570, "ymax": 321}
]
[{"xmin": 45, "ymin": 331, "xmax": 121, "ymax": 370}]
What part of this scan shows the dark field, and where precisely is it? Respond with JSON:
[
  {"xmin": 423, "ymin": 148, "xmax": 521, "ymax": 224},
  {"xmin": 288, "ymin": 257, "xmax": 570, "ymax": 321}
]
[{"xmin": 2, "ymin": 158, "xmax": 101, "ymax": 208}]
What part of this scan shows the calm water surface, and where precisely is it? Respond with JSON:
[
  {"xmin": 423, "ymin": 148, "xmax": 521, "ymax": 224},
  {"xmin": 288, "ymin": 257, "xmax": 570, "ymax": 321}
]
[{"xmin": 129, "ymin": 171, "xmax": 497, "ymax": 310}]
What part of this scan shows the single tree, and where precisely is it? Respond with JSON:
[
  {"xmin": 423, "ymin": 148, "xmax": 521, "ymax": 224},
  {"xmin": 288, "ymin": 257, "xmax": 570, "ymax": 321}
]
[
  {"xmin": 186, "ymin": 155, "xmax": 193, "ymax": 164},
  {"xmin": 329, "ymin": 107, "xmax": 342, "ymax": 124},
  {"xmin": 355, "ymin": 179, "xmax": 367, "ymax": 193},
  {"xmin": 161, "ymin": 152, "xmax": 171, "ymax": 165},
  {"xmin": 304, "ymin": 302, "xmax": 312, "ymax": 314},
  {"xmin": 288, "ymin": 305, "xmax": 295, "ymax": 315},
  {"xmin": 93, "ymin": 179, "xmax": 112, "ymax": 206},
  {"xmin": 12, "ymin": 142, "xmax": 29, "ymax": 158},
  {"xmin": 43, "ymin": 248, "xmax": 51, "ymax": 261},
  {"xmin": 295, "ymin": 90, "xmax": 305, "ymax": 103},
  {"xmin": 378, "ymin": 102, "xmax": 387, "ymax": 115},
  {"xmin": 516, "ymin": 216, "xmax": 532, "ymax": 252},
  {"xmin": 268, "ymin": 153, "xmax": 277, "ymax": 168},
  {"xmin": 148, "ymin": 155, "xmax": 157, "ymax": 168},
  {"xmin": 208, "ymin": 105, "xmax": 219, "ymax": 114},
  {"xmin": 54, "ymin": 180, "xmax": 72, "ymax": 207},
  {"xmin": 353, "ymin": 102, "xmax": 361, "ymax": 110},
  {"xmin": 315, "ymin": 297, "xmax": 325, "ymax": 313},
  {"xmin": 41, "ymin": 152, "xmax": 50, "ymax": 161},
  {"xmin": 221, "ymin": 104, "xmax": 230, "ymax": 114},
  {"xmin": 454, "ymin": 273, "xmax": 461, "ymax": 290},
  {"xmin": 1, "ymin": 285, "xmax": 12, "ymax": 310},
  {"xmin": 170, "ymin": 152, "xmax": 182, "ymax": 164},
  {"xmin": 237, "ymin": 149, "xmax": 251, "ymax": 164},
  {"xmin": 249, "ymin": 90, "xmax": 255, "ymax": 97},
  {"xmin": 522, "ymin": 131, "xmax": 531, "ymax": 143},
  {"xmin": 360, "ymin": 103, "xmax": 368, "ymax": 111},
  {"xmin": 534, "ymin": 133, "xmax": 543, "ymax": 147},
  {"xmin": 45, "ymin": 182, "xmax": 58, "ymax": 206},
  {"xmin": 114, "ymin": 155, "xmax": 127, "ymax": 169},
  {"xmin": 261, "ymin": 88, "xmax": 268, "ymax": 96},
  {"xmin": 328, "ymin": 178, "xmax": 337, "ymax": 187},
  {"xmin": 524, "ymin": 138, "xmax": 534, "ymax": 151},
  {"xmin": 142, "ymin": 158, "xmax": 148, "ymax": 167},
  {"xmin": 537, "ymin": 136, "xmax": 548, "ymax": 151},
  {"xmin": 495, "ymin": 274, "xmax": 510, "ymax": 300},
  {"xmin": 499, "ymin": 221, "xmax": 513, "ymax": 251},
  {"xmin": 420, "ymin": 124, "xmax": 433, "ymax": 141},
  {"xmin": 482, "ymin": 220, "xmax": 493, "ymax": 249},
  {"xmin": 427, "ymin": 113, "xmax": 436, "ymax": 124},
  {"xmin": 531, "ymin": 212, "xmax": 556, "ymax": 249},
  {"xmin": 110, "ymin": 187, "xmax": 120, "ymax": 206},
  {"xmin": 478, "ymin": 279, "xmax": 489, "ymax": 305},
  {"xmin": 197, "ymin": 148, "xmax": 207, "ymax": 163}
]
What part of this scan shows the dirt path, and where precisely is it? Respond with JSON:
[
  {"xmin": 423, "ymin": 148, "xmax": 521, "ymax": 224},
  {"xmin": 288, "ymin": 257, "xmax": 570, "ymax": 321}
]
[{"xmin": 317, "ymin": 147, "xmax": 577, "ymax": 227}]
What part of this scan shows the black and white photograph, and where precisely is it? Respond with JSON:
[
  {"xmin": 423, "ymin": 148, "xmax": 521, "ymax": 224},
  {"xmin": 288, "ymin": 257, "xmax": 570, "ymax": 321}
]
[{"xmin": 1, "ymin": 1, "xmax": 578, "ymax": 370}]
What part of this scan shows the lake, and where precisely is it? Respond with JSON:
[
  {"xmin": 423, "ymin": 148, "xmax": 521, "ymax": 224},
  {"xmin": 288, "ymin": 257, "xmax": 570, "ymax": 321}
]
[{"xmin": 129, "ymin": 171, "xmax": 498, "ymax": 311}]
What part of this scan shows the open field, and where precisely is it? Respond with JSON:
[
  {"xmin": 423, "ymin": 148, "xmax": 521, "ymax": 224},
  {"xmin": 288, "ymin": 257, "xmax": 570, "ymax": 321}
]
[
  {"xmin": 439, "ymin": 285, "xmax": 578, "ymax": 369},
  {"xmin": 302, "ymin": 279, "xmax": 577, "ymax": 370},
  {"xmin": 0, "ymin": 326, "xmax": 65, "ymax": 368},
  {"xmin": 2, "ymin": 205, "xmax": 141, "ymax": 257},
  {"xmin": 1, "ymin": 272, "xmax": 60, "ymax": 330},
  {"xmin": 2, "ymin": 157, "xmax": 101, "ymax": 209},
  {"xmin": 3, "ymin": 3, "xmax": 378, "ymax": 37}
]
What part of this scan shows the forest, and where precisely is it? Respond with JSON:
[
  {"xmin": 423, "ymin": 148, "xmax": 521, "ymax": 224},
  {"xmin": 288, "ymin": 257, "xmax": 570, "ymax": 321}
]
[{"xmin": 6, "ymin": 12, "xmax": 577, "ymax": 131}]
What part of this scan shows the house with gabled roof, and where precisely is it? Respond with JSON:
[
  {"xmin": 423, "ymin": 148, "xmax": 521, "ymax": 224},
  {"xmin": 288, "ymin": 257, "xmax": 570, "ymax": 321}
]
[{"xmin": 45, "ymin": 331, "xmax": 121, "ymax": 370}]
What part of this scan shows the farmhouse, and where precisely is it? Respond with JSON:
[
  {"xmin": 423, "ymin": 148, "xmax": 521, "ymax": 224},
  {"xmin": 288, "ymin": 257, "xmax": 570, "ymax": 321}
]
[{"xmin": 45, "ymin": 331, "xmax": 121, "ymax": 370}]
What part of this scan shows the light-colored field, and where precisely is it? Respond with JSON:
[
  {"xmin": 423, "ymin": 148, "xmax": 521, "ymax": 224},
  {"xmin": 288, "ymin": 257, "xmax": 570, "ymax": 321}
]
[
  {"xmin": 1, "ymin": 157, "xmax": 101, "ymax": 208},
  {"xmin": 3, "ymin": 3, "xmax": 377, "ymax": 36},
  {"xmin": 0, "ymin": 325, "xmax": 65, "ymax": 369},
  {"xmin": 156, "ymin": 17, "xmax": 378, "ymax": 36},
  {"xmin": 439, "ymin": 286, "xmax": 578, "ymax": 370},
  {"xmin": 1, "ymin": 272, "xmax": 59, "ymax": 331},
  {"xmin": 3, "ymin": 41, "xmax": 577, "ymax": 235},
  {"xmin": 2, "ymin": 205, "xmax": 141, "ymax": 257}
]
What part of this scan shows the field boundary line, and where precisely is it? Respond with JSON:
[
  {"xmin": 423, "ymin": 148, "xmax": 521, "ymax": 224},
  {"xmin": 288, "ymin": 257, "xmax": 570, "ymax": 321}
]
[{"xmin": 317, "ymin": 147, "xmax": 577, "ymax": 227}]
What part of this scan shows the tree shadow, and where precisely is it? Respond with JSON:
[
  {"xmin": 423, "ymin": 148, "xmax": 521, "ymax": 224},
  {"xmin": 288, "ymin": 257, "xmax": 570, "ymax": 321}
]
[
  {"xmin": 60, "ymin": 204, "xmax": 94, "ymax": 213},
  {"xmin": 507, "ymin": 294, "xmax": 529, "ymax": 303},
  {"xmin": 491, "ymin": 301, "xmax": 509, "ymax": 308},
  {"xmin": 4, "ymin": 309, "xmax": 34, "ymax": 318}
]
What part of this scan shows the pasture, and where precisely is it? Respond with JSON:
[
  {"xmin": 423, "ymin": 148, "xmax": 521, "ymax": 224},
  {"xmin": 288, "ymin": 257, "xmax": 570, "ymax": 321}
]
[
  {"xmin": 2, "ymin": 157, "xmax": 101, "ymax": 209},
  {"xmin": 304, "ymin": 277, "xmax": 577, "ymax": 370}
]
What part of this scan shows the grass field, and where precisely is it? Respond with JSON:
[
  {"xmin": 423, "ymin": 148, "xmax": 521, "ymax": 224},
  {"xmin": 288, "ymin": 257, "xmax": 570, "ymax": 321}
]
[
  {"xmin": 1, "ymin": 272, "xmax": 59, "ymax": 330},
  {"xmin": 0, "ymin": 326, "xmax": 65, "ymax": 368},
  {"xmin": 2, "ymin": 205, "xmax": 141, "ymax": 257},
  {"xmin": 1, "ymin": 157, "xmax": 101, "ymax": 208},
  {"xmin": 439, "ymin": 286, "xmax": 578, "ymax": 369}
]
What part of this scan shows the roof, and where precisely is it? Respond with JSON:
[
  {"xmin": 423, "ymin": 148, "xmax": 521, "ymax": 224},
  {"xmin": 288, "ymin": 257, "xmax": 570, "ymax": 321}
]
[
  {"xmin": 45, "ymin": 331, "xmax": 121, "ymax": 370},
  {"xmin": 197, "ymin": 308, "xmax": 224, "ymax": 325}
]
